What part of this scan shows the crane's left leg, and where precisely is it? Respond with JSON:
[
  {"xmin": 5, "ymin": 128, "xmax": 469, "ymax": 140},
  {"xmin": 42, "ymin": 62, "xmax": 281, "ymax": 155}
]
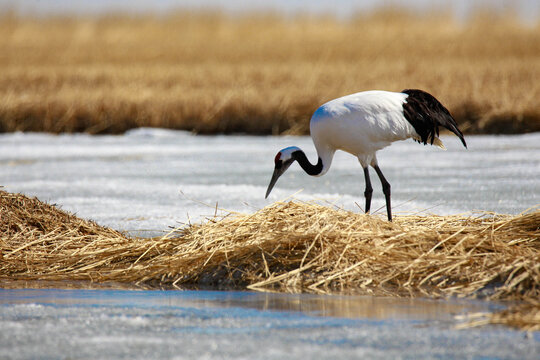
[
  {"xmin": 373, "ymin": 165, "xmax": 392, "ymax": 221},
  {"xmin": 363, "ymin": 167, "xmax": 373, "ymax": 214}
]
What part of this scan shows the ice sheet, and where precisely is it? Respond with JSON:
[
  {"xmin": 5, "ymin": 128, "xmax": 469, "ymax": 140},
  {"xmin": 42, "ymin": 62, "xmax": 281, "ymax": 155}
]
[{"xmin": 1, "ymin": 130, "xmax": 539, "ymax": 236}]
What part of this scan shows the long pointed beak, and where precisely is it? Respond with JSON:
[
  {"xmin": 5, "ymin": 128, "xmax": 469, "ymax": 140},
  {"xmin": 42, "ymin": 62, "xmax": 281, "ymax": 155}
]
[{"xmin": 265, "ymin": 167, "xmax": 284, "ymax": 199}]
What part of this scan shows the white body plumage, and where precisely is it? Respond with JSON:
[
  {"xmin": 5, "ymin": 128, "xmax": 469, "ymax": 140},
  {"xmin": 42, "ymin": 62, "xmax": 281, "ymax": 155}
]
[{"xmin": 311, "ymin": 90, "xmax": 438, "ymax": 173}]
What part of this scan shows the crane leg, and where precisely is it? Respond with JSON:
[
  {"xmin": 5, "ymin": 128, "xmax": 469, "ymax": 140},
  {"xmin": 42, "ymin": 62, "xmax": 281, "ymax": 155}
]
[
  {"xmin": 363, "ymin": 167, "xmax": 373, "ymax": 214},
  {"xmin": 373, "ymin": 165, "xmax": 392, "ymax": 221}
]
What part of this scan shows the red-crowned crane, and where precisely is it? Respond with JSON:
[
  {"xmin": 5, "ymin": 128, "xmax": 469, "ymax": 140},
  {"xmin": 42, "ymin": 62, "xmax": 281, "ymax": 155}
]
[{"xmin": 265, "ymin": 89, "xmax": 467, "ymax": 221}]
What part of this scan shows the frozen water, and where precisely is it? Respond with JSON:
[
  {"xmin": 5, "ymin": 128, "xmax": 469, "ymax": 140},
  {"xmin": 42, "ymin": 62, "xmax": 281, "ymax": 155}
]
[
  {"xmin": 1, "ymin": 289, "xmax": 539, "ymax": 360},
  {"xmin": 2, "ymin": 130, "xmax": 539, "ymax": 235},
  {"xmin": 1, "ymin": 130, "xmax": 539, "ymax": 237},
  {"xmin": 1, "ymin": 131, "xmax": 539, "ymax": 358}
]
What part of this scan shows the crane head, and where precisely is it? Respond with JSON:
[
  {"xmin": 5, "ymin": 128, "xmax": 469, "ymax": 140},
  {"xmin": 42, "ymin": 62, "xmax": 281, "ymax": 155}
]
[{"xmin": 265, "ymin": 147, "xmax": 299, "ymax": 198}]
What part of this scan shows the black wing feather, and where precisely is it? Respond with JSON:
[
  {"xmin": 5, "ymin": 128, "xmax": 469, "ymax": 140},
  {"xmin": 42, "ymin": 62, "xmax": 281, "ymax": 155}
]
[{"xmin": 401, "ymin": 89, "xmax": 467, "ymax": 148}]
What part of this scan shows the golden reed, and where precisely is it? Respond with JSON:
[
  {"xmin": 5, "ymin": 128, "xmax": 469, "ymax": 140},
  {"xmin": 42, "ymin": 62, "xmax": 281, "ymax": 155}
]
[{"xmin": 0, "ymin": 11, "xmax": 539, "ymax": 134}]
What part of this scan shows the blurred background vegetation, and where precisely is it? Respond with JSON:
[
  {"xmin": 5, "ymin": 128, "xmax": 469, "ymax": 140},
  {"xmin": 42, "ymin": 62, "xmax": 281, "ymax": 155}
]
[{"xmin": 0, "ymin": 1, "xmax": 539, "ymax": 135}]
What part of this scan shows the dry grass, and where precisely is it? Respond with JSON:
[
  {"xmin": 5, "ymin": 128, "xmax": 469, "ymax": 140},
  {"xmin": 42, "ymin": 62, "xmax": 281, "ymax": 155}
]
[
  {"xmin": 1, "ymin": 11, "xmax": 540, "ymax": 135},
  {"xmin": 1, "ymin": 190, "xmax": 539, "ymax": 330}
]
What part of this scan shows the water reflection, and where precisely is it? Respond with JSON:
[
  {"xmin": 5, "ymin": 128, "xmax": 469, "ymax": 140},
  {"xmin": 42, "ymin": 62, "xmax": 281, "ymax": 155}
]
[
  {"xmin": 0, "ymin": 286, "xmax": 494, "ymax": 322},
  {"xmin": 213, "ymin": 292, "xmax": 491, "ymax": 321}
]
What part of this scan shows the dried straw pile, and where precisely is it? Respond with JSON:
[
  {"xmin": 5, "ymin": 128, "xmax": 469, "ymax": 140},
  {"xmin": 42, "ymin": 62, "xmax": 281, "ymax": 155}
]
[
  {"xmin": 1, "ymin": 190, "xmax": 539, "ymax": 330},
  {"xmin": 0, "ymin": 190, "xmax": 128, "ymax": 279}
]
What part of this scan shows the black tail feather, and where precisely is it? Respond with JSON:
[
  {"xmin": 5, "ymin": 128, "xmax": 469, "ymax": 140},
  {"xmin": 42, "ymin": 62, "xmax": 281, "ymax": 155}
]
[{"xmin": 401, "ymin": 89, "xmax": 467, "ymax": 148}]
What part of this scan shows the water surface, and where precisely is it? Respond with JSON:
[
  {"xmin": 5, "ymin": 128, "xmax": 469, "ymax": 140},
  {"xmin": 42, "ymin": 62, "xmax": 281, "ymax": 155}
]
[{"xmin": 1, "ymin": 289, "xmax": 539, "ymax": 360}]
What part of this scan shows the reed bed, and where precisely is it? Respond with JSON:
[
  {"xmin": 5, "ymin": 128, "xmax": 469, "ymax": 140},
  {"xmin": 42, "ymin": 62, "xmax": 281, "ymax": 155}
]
[
  {"xmin": 1, "ymin": 11, "xmax": 540, "ymax": 135},
  {"xmin": 1, "ymin": 190, "xmax": 539, "ymax": 330}
]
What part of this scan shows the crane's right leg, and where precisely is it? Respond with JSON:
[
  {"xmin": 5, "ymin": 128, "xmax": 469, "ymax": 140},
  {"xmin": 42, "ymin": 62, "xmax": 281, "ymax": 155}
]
[
  {"xmin": 373, "ymin": 165, "xmax": 392, "ymax": 222},
  {"xmin": 363, "ymin": 167, "xmax": 373, "ymax": 214}
]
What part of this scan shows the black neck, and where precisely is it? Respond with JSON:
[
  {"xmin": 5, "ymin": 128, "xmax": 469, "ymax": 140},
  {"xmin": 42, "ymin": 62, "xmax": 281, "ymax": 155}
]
[{"xmin": 293, "ymin": 150, "xmax": 323, "ymax": 176}]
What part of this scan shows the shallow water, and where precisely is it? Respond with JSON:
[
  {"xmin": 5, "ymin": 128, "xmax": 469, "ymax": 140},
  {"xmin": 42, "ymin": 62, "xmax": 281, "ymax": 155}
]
[
  {"xmin": 1, "ymin": 289, "xmax": 539, "ymax": 360},
  {"xmin": 1, "ymin": 129, "xmax": 539, "ymax": 237}
]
